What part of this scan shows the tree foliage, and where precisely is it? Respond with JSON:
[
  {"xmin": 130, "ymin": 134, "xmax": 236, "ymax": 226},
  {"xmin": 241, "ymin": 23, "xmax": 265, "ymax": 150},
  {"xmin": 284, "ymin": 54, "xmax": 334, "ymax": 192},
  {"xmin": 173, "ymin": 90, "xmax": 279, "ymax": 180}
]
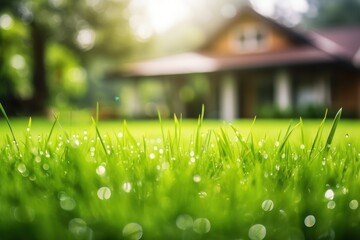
[
  {"xmin": 305, "ymin": 0, "xmax": 360, "ymax": 27},
  {"xmin": 0, "ymin": 0, "xmax": 137, "ymax": 115}
]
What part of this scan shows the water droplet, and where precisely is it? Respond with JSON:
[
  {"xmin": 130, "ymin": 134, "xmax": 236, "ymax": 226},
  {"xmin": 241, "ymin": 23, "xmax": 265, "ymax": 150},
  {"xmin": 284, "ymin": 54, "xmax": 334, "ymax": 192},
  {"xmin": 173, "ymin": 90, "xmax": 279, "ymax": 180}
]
[
  {"xmin": 345, "ymin": 134, "xmax": 349, "ymax": 138},
  {"xmin": 300, "ymin": 144, "xmax": 305, "ymax": 150},
  {"xmin": 261, "ymin": 200, "xmax": 274, "ymax": 211},
  {"xmin": 176, "ymin": 214, "xmax": 193, "ymax": 230},
  {"xmin": 60, "ymin": 196, "xmax": 76, "ymax": 211},
  {"xmin": 122, "ymin": 222, "xmax": 143, "ymax": 240},
  {"xmin": 43, "ymin": 163, "xmax": 50, "ymax": 171},
  {"xmin": 68, "ymin": 218, "xmax": 88, "ymax": 236},
  {"xmin": 248, "ymin": 224, "xmax": 266, "ymax": 240},
  {"xmin": 114, "ymin": 96, "xmax": 120, "ymax": 102},
  {"xmin": 304, "ymin": 215, "xmax": 316, "ymax": 227},
  {"xmin": 198, "ymin": 191, "xmax": 207, "ymax": 198},
  {"xmin": 96, "ymin": 165, "xmax": 106, "ymax": 176},
  {"xmin": 17, "ymin": 163, "xmax": 27, "ymax": 174},
  {"xmin": 149, "ymin": 153, "xmax": 155, "ymax": 159},
  {"xmin": 35, "ymin": 156, "xmax": 41, "ymax": 163},
  {"xmin": 122, "ymin": 182, "xmax": 132, "ymax": 193},
  {"xmin": 97, "ymin": 187, "xmax": 111, "ymax": 200},
  {"xmin": 193, "ymin": 218, "xmax": 211, "ymax": 234},
  {"xmin": 193, "ymin": 174, "xmax": 201, "ymax": 183},
  {"xmin": 325, "ymin": 189, "xmax": 334, "ymax": 200},
  {"xmin": 13, "ymin": 207, "xmax": 35, "ymax": 223},
  {"xmin": 349, "ymin": 200, "xmax": 358, "ymax": 210},
  {"xmin": 327, "ymin": 201, "xmax": 336, "ymax": 209},
  {"xmin": 275, "ymin": 141, "xmax": 279, "ymax": 147},
  {"xmin": 72, "ymin": 139, "xmax": 80, "ymax": 148}
]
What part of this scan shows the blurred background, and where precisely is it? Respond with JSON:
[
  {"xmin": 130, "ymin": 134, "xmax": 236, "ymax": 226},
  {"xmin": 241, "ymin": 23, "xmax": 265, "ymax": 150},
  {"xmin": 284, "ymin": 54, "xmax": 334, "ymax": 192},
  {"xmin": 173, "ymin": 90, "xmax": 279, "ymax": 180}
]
[{"xmin": 1, "ymin": 0, "xmax": 360, "ymax": 119}]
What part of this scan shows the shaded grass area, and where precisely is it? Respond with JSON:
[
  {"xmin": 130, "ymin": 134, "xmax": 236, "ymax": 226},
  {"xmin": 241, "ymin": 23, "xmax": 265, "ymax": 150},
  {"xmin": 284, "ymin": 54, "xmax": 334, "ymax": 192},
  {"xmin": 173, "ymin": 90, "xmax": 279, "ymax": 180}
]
[{"xmin": 0, "ymin": 110, "xmax": 360, "ymax": 239}]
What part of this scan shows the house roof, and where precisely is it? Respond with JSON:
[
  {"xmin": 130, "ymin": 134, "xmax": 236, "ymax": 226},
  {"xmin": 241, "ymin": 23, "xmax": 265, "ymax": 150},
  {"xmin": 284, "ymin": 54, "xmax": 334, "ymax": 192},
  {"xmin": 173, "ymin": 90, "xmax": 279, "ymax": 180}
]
[
  {"xmin": 200, "ymin": 7, "xmax": 310, "ymax": 52},
  {"xmin": 111, "ymin": 9, "xmax": 360, "ymax": 78},
  {"xmin": 117, "ymin": 47, "xmax": 336, "ymax": 77}
]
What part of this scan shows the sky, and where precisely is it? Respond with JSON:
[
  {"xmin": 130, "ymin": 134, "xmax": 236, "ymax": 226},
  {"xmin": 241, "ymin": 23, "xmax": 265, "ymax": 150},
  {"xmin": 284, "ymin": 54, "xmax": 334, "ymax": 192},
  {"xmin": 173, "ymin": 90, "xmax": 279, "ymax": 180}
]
[{"xmin": 127, "ymin": 0, "xmax": 310, "ymax": 41}]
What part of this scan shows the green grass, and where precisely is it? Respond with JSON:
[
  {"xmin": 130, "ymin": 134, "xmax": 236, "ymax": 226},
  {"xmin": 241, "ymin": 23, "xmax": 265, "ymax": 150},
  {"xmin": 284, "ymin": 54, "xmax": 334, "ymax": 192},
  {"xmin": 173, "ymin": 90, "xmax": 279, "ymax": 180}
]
[{"xmin": 0, "ymin": 109, "xmax": 360, "ymax": 239}]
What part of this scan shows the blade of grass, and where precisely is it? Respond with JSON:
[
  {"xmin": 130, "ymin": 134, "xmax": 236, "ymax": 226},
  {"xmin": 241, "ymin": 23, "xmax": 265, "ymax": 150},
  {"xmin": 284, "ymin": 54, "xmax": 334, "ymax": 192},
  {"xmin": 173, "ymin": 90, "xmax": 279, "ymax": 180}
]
[
  {"xmin": 195, "ymin": 105, "xmax": 205, "ymax": 154},
  {"xmin": 278, "ymin": 121, "xmax": 300, "ymax": 154},
  {"xmin": 323, "ymin": 108, "xmax": 342, "ymax": 156},
  {"xmin": 0, "ymin": 103, "xmax": 19, "ymax": 152},
  {"xmin": 45, "ymin": 112, "xmax": 59, "ymax": 147},
  {"xmin": 158, "ymin": 110, "xmax": 166, "ymax": 146},
  {"xmin": 92, "ymin": 117, "xmax": 107, "ymax": 155},
  {"xmin": 28, "ymin": 117, "xmax": 32, "ymax": 130},
  {"xmin": 300, "ymin": 117, "xmax": 305, "ymax": 145},
  {"xmin": 309, "ymin": 109, "xmax": 328, "ymax": 159},
  {"xmin": 246, "ymin": 115, "xmax": 257, "ymax": 143}
]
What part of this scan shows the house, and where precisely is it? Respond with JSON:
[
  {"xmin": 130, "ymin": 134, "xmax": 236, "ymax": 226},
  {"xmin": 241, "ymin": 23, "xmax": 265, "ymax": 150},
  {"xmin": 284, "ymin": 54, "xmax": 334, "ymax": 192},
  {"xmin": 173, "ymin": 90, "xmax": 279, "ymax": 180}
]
[{"xmin": 109, "ymin": 7, "xmax": 360, "ymax": 119}]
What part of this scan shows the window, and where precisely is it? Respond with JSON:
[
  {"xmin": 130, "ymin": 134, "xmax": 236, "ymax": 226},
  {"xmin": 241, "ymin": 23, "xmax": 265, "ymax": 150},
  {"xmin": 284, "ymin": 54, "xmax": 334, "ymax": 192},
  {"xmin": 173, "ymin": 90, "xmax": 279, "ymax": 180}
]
[{"xmin": 233, "ymin": 26, "xmax": 268, "ymax": 52}]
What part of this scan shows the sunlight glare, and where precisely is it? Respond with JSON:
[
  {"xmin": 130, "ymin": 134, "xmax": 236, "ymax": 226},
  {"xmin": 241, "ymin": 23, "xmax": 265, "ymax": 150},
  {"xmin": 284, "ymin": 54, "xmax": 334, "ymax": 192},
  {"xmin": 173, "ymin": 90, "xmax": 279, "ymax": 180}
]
[{"xmin": 147, "ymin": 0, "xmax": 189, "ymax": 33}]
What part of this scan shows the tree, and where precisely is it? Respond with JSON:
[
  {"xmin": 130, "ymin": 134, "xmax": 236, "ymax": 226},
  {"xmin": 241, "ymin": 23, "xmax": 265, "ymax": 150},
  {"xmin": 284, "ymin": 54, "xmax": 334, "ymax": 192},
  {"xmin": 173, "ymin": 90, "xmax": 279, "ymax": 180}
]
[
  {"xmin": 305, "ymin": 0, "xmax": 360, "ymax": 27},
  {"xmin": 0, "ymin": 0, "xmax": 136, "ymax": 115}
]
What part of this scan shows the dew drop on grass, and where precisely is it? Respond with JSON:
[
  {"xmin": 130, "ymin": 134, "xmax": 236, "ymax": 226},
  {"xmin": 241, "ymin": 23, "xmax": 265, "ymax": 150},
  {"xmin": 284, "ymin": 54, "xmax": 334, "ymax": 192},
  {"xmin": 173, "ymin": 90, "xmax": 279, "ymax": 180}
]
[
  {"xmin": 69, "ymin": 218, "xmax": 88, "ymax": 236},
  {"xmin": 96, "ymin": 165, "xmax": 106, "ymax": 176},
  {"xmin": 349, "ymin": 200, "xmax": 358, "ymax": 210},
  {"xmin": 72, "ymin": 139, "xmax": 80, "ymax": 148},
  {"xmin": 300, "ymin": 144, "xmax": 305, "ymax": 150},
  {"xmin": 149, "ymin": 153, "xmax": 155, "ymax": 159},
  {"xmin": 122, "ymin": 182, "xmax": 132, "ymax": 193},
  {"xmin": 275, "ymin": 141, "xmax": 279, "ymax": 147},
  {"xmin": 13, "ymin": 206, "xmax": 35, "ymax": 223},
  {"xmin": 176, "ymin": 214, "xmax": 193, "ymax": 230},
  {"xmin": 41, "ymin": 163, "xmax": 49, "ymax": 171},
  {"xmin": 198, "ymin": 191, "xmax": 207, "ymax": 198},
  {"xmin": 248, "ymin": 224, "xmax": 266, "ymax": 240},
  {"xmin": 304, "ymin": 215, "xmax": 316, "ymax": 227},
  {"xmin": 35, "ymin": 156, "xmax": 41, "ymax": 163},
  {"xmin": 325, "ymin": 189, "xmax": 335, "ymax": 200},
  {"xmin": 261, "ymin": 200, "xmax": 274, "ymax": 211},
  {"xmin": 327, "ymin": 201, "xmax": 336, "ymax": 209},
  {"xmin": 17, "ymin": 163, "xmax": 26, "ymax": 174},
  {"xmin": 345, "ymin": 133, "xmax": 349, "ymax": 138},
  {"xmin": 193, "ymin": 218, "xmax": 211, "ymax": 234},
  {"xmin": 193, "ymin": 174, "xmax": 201, "ymax": 183},
  {"xmin": 122, "ymin": 222, "xmax": 143, "ymax": 240},
  {"xmin": 60, "ymin": 196, "xmax": 76, "ymax": 211},
  {"xmin": 97, "ymin": 187, "xmax": 111, "ymax": 200}
]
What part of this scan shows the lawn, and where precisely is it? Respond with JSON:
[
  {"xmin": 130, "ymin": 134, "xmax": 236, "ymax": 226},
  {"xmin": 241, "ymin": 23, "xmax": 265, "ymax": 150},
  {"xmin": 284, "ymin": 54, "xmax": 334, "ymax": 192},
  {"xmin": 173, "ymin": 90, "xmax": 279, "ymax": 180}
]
[{"xmin": 0, "ymin": 108, "xmax": 360, "ymax": 239}]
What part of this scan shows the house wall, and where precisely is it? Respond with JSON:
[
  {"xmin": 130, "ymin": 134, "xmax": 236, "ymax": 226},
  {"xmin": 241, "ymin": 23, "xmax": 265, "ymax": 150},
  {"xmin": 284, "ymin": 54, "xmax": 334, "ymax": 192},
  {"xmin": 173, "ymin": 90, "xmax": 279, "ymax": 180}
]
[{"xmin": 331, "ymin": 68, "xmax": 360, "ymax": 117}]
